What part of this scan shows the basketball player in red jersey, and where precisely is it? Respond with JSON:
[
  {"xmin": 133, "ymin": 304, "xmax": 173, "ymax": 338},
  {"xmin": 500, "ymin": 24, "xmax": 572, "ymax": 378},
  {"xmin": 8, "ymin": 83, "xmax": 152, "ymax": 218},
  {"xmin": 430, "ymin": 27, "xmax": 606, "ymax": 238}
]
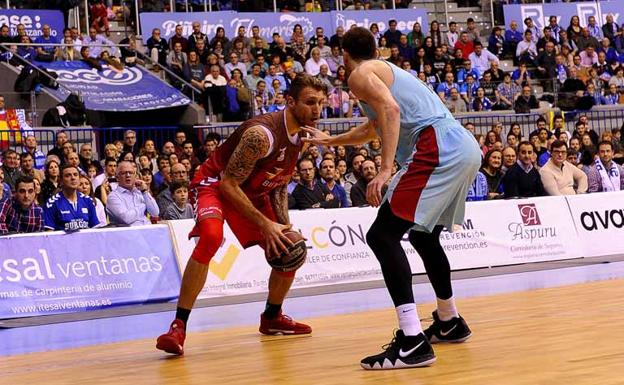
[{"xmin": 156, "ymin": 74, "xmax": 328, "ymax": 355}]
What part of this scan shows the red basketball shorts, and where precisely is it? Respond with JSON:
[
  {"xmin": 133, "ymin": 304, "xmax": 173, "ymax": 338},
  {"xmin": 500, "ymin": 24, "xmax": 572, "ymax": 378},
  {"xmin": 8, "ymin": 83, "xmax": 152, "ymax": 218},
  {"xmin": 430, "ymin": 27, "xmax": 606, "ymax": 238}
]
[{"xmin": 190, "ymin": 181, "xmax": 276, "ymax": 249}]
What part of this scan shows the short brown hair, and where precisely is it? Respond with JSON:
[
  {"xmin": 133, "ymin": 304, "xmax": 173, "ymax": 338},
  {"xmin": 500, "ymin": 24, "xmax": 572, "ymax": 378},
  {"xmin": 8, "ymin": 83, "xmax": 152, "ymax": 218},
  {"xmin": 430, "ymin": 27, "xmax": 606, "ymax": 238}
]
[
  {"xmin": 288, "ymin": 73, "xmax": 328, "ymax": 100},
  {"xmin": 343, "ymin": 27, "xmax": 377, "ymax": 61},
  {"xmin": 169, "ymin": 180, "xmax": 189, "ymax": 194}
]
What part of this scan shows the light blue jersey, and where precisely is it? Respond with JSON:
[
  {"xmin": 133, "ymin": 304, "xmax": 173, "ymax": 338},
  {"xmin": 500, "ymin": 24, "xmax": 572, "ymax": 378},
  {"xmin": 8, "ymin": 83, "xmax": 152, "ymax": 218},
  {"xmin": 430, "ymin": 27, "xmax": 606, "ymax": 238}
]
[
  {"xmin": 360, "ymin": 60, "xmax": 461, "ymax": 166},
  {"xmin": 359, "ymin": 60, "xmax": 481, "ymax": 232}
]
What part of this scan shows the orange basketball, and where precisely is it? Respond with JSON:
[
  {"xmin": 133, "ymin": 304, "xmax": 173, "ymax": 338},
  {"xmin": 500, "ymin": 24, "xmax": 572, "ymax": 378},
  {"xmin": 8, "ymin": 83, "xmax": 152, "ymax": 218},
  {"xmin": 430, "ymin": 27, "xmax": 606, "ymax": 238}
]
[{"xmin": 266, "ymin": 230, "xmax": 307, "ymax": 272}]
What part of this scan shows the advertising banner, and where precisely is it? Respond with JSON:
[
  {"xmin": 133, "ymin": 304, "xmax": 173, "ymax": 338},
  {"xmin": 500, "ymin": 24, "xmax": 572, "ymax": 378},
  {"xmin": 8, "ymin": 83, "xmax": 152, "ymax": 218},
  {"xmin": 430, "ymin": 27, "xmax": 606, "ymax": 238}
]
[
  {"xmin": 34, "ymin": 60, "xmax": 191, "ymax": 111},
  {"xmin": 169, "ymin": 208, "xmax": 384, "ymax": 299},
  {"xmin": 139, "ymin": 9, "xmax": 428, "ymax": 41},
  {"xmin": 566, "ymin": 191, "xmax": 624, "ymax": 257},
  {"xmin": 0, "ymin": 225, "xmax": 181, "ymax": 319},
  {"xmin": 0, "ymin": 9, "xmax": 64, "ymax": 40},
  {"xmin": 504, "ymin": 1, "xmax": 621, "ymax": 31},
  {"xmin": 169, "ymin": 196, "xmax": 580, "ymax": 299},
  {"xmin": 439, "ymin": 196, "xmax": 581, "ymax": 269},
  {"xmin": 330, "ymin": 9, "xmax": 429, "ymax": 35}
]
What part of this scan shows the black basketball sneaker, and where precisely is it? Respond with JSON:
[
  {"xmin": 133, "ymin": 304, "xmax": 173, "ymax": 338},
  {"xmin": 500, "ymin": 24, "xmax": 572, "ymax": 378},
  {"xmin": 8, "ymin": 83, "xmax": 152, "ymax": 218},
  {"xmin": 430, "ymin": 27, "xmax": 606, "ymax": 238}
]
[
  {"xmin": 360, "ymin": 330, "xmax": 436, "ymax": 370},
  {"xmin": 424, "ymin": 311, "xmax": 472, "ymax": 344}
]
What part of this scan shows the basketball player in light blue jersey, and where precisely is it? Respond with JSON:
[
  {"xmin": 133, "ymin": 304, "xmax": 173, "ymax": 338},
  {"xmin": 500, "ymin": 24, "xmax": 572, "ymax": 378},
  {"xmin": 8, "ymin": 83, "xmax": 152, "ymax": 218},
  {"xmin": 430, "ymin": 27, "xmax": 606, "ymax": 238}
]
[{"xmin": 303, "ymin": 27, "xmax": 481, "ymax": 370}]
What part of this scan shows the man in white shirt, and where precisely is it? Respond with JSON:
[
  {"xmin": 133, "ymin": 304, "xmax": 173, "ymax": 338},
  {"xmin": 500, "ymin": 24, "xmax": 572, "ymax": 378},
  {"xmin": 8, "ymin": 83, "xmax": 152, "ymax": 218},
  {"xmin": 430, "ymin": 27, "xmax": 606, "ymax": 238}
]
[
  {"xmin": 468, "ymin": 42, "xmax": 499, "ymax": 77},
  {"xmin": 445, "ymin": 22, "xmax": 459, "ymax": 53},
  {"xmin": 224, "ymin": 52, "xmax": 247, "ymax": 79},
  {"xmin": 106, "ymin": 161, "xmax": 159, "ymax": 226},
  {"xmin": 516, "ymin": 30, "xmax": 537, "ymax": 63},
  {"xmin": 84, "ymin": 27, "xmax": 117, "ymax": 58}
]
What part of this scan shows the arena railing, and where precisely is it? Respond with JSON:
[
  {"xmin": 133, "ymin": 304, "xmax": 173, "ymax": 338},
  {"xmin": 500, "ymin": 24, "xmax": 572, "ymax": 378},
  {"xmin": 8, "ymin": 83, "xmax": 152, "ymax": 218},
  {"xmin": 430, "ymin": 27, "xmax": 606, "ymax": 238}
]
[
  {"xmin": 2, "ymin": 108, "xmax": 622, "ymax": 158},
  {"xmin": 0, "ymin": 129, "xmax": 56, "ymax": 154}
]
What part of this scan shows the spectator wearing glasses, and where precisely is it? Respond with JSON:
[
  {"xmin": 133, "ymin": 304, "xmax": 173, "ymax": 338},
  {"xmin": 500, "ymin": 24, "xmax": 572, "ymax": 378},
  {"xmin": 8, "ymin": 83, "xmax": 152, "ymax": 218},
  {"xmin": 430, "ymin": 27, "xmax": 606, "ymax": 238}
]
[
  {"xmin": 540, "ymin": 140, "xmax": 588, "ymax": 195},
  {"xmin": 106, "ymin": 161, "xmax": 159, "ymax": 226},
  {"xmin": 157, "ymin": 163, "xmax": 189, "ymax": 214},
  {"xmin": 224, "ymin": 52, "xmax": 247, "ymax": 79},
  {"xmin": 0, "ymin": 175, "xmax": 44, "ymax": 235}
]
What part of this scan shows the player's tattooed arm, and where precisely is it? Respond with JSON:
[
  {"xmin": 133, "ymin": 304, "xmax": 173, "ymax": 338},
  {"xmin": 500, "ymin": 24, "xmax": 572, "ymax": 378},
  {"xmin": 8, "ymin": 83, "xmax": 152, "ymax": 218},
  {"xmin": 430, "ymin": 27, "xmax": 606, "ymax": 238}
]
[
  {"xmin": 220, "ymin": 126, "xmax": 271, "ymax": 228},
  {"xmin": 223, "ymin": 126, "xmax": 270, "ymax": 184},
  {"xmin": 270, "ymin": 183, "xmax": 290, "ymax": 226},
  {"xmin": 221, "ymin": 126, "xmax": 293, "ymax": 256}
]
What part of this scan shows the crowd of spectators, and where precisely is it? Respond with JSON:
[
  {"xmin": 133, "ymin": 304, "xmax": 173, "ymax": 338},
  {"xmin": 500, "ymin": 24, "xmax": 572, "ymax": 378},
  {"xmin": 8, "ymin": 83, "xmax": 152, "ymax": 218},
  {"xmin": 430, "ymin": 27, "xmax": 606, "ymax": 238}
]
[
  {"xmin": 1, "ymin": 109, "xmax": 623, "ymax": 236},
  {"xmin": 466, "ymin": 114, "xmax": 624, "ymax": 200},
  {"xmin": 498, "ymin": 14, "xmax": 624, "ymax": 110},
  {"xmin": 5, "ymin": 7, "xmax": 624, "ymax": 122}
]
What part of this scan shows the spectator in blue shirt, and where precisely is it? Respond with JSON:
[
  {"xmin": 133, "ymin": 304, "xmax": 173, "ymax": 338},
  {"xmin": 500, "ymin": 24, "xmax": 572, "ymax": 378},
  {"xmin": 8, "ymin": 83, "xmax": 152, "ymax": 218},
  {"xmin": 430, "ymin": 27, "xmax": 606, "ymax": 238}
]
[
  {"xmin": 319, "ymin": 158, "xmax": 348, "ymax": 208},
  {"xmin": 472, "ymin": 87, "xmax": 493, "ymax": 111},
  {"xmin": 264, "ymin": 64, "xmax": 288, "ymax": 92},
  {"xmin": 466, "ymin": 171, "xmax": 488, "ymax": 201},
  {"xmin": 44, "ymin": 165, "xmax": 99, "ymax": 231},
  {"xmin": 504, "ymin": 20, "xmax": 523, "ymax": 62},
  {"xmin": 34, "ymin": 24, "xmax": 59, "ymax": 60},
  {"xmin": 460, "ymin": 74, "xmax": 479, "ymax": 105},
  {"xmin": 456, "ymin": 59, "xmax": 480, "ymax": 84},
  {"xmin": 23, "ymin": 135, "xmax": 46, "ymax": 170},
  {"xmin": 436, "ymin": 72, "xmax": 459, "ymax": 99}
]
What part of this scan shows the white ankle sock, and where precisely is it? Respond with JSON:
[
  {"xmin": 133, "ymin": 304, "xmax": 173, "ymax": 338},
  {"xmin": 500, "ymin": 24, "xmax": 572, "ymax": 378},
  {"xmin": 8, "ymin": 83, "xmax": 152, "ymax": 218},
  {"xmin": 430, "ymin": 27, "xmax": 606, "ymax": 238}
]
[
  {"xmin": 436, "ymin": 297, "xmax": 459, "ymax": 321},
  {"xmin": 396, "ymin": 303, "xmax": 423, "ymax": 336}
]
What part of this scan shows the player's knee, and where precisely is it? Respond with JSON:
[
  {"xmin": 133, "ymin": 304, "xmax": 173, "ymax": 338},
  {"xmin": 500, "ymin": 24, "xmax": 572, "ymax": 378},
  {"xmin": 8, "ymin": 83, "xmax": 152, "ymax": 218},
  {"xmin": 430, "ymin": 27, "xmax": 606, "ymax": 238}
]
[
  {"xmin": 190, "ymin": 218, "xmax": 223, "ymax": 265},
  {"xmin": 272, "ymin": 268, "xmax": 297, "ymax": 278},
  {"xmin": 366, "ymin": 226, "xmax": 386, "ymax": 252},
  {"xmin": 409, "ymin": 229, "xmax": 443, "ymax": 259},
  {"xmin": 408, "ymin": 230, "xmax": 428, "ymax": 254}
]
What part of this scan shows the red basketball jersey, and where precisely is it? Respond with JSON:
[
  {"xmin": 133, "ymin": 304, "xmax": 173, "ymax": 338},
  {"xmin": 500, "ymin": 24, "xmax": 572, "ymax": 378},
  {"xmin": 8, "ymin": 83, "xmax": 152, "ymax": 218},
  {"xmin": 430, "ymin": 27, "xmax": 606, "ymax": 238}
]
[{"xmin": 193, "ymin": 110, "xmax": 302, "ymax": 200}]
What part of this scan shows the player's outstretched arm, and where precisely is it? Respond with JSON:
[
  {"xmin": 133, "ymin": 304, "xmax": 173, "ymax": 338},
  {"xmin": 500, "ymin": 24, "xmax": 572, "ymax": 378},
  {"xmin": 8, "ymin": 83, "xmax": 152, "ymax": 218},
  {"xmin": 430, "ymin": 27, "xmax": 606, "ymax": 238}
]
[
  {"xmin": 220, "ymin": 126, "xmax": 293, "ymax": 256},
  {"xmin": 301, "ymin": 120, "xmax": 378, "ymax": 147},
  {"xmin": 301, "ymin": 118, "xmax": 378, "ymax": 147}
]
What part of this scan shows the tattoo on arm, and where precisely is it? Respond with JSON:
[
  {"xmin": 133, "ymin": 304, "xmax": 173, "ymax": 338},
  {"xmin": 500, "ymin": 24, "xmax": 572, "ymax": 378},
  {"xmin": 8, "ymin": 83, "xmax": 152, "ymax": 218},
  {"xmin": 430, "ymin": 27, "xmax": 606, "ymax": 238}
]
[
  {"xmin": 270, "ymin": 184, "xmax": 290, "ymax": 225},
  {"xmin": 223, "ymin": 126, "xmax": 270, "ymax": 183},
  {"xmin": 220, "ymin": 126, "xmax": 272, "ymax": 229}
]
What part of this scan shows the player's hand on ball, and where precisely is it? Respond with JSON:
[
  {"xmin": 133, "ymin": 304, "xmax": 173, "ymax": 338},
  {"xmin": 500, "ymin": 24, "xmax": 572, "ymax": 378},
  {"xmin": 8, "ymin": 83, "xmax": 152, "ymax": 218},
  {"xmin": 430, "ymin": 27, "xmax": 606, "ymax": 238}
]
[
  {"xmin": 300, "ymin": 126, "xmax": 332, "ymax": 145},
  {"xmin": 262, "ymin": 221, "xmax": 294, "ymax": 260},
  {"xmin": 367, "ymin": 169, "xmax": 391, "ymax": 207}
]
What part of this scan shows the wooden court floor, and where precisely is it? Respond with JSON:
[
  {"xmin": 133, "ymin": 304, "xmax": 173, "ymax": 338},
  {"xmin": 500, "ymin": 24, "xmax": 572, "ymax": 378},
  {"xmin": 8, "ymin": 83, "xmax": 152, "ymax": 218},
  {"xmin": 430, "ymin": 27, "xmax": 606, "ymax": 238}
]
[{"xmin": 3, "ymin": 279, "xmax": 624, "ymax": 385}]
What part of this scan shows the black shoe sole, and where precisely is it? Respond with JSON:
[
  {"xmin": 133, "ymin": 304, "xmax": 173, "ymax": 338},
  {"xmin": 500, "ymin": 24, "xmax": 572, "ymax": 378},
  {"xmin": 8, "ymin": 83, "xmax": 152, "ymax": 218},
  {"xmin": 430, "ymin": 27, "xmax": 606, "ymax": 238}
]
[
  {"xmin": 360, "ymin": 355, "xmax": 437, "ymax": 370},
  {"xmin": 429, "ymin": 331, "xmax": 472, "ymax": 344}
]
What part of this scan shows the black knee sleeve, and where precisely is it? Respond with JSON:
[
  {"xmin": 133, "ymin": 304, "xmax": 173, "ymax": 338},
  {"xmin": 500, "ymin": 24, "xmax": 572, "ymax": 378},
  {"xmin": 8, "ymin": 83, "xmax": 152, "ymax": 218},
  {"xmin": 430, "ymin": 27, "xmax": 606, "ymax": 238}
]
[{"xmin": 408, "ymin": 226, "xmax": 453, "ymax": 299}]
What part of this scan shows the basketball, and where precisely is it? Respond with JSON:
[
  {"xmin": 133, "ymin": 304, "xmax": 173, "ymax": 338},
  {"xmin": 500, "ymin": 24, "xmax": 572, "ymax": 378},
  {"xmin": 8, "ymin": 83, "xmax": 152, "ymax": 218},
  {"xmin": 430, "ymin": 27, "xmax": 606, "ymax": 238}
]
[{"xmin": 266, "ymin": 230, "xmax": 308, "ymax": 272}]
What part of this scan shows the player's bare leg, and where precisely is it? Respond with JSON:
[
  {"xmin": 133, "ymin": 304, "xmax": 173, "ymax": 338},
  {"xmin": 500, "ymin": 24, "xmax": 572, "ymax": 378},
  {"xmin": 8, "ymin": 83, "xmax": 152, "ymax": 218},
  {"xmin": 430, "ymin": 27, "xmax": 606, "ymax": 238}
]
[
  {"xmin": 259, "ymin": 269, "xmax": 311, "ymax": 335},
  {"xmin": 177, "ymin": 259, "xmax": 210, "ymax": 309},
  {"xmin": 157, "ymin": 217, "xmax": 223, "ymax": 355},
  {"xmin": 267, "ymin": 269, "xmax": 294, "ymax": 304}
]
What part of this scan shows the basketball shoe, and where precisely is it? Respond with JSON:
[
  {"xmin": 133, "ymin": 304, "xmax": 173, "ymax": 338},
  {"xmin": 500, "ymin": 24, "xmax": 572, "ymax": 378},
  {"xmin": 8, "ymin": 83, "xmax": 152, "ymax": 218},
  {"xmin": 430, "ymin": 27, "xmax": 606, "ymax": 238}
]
[
  {"xmin": 360, "ymin": 330, "xmax": 436, "ymax": 370},
  {"xmin": 156, "ymin": 319, "xmax": 186, "ymax": 355},
  {"xmin": 259, "ymin": 311, "xmax": 312, "ymax": 335},
  {"xmin": 424, "ymin": 311, "xmax": 472, "ymax": 343}
]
